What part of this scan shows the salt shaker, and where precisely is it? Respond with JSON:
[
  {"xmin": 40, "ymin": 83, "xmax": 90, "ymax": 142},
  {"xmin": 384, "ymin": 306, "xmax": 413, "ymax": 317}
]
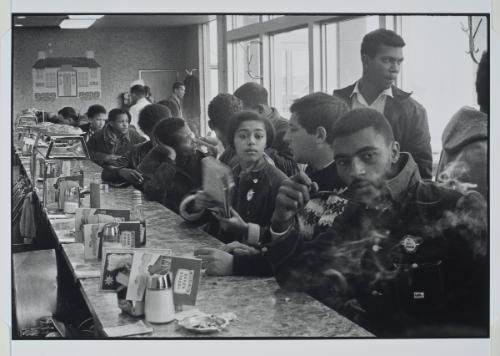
[{"xmin": 145, "ymin": 274, "xmax": 175, "ymax": 323}]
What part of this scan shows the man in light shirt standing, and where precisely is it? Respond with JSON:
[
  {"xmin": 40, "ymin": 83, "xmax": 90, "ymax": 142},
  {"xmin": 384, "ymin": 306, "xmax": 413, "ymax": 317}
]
[
  {"xmin": 334, "ymin": 28, "xmax": 433, "ymax": 179},
  {"xmin": 129, "ymin": 82, "xmax": 150, "ymax": 139}
]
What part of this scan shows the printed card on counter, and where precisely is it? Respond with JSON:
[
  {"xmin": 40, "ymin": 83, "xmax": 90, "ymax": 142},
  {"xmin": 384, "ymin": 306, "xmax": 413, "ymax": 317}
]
[
  {"xmin": 171, "ymin": 256, "xmax": 202, "ymax": 306},
  {"xmin": 83, "ymin": 223, "xmax": 107, "ymax": 261},
  {"xmin": 100, "ymin": 248, "xmax": 135, "ymax": 291},
  {"xmin": 126, "ymin": 249, "xmax": 173, "ymax": 301},
  {"xmin": 75, "ymin": 208, "xmax": 130, "ymax": 243},
  {"xmin": 117, "ymin": 222, "xmax": 141, "ymax": 248},
  {"xmin": 103, "ymin": 320, "xmax": 153, "ymax": 337}
]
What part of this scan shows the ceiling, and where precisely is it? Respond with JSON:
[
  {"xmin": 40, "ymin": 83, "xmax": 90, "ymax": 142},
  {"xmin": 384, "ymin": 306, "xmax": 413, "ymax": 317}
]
[{"xmin": 13, "ymin": 14, "xmax": 213, "ymax": 29}]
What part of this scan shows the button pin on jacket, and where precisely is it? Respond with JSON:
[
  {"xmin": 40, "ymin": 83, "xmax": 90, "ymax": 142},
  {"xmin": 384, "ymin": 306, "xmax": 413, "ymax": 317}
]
[
  {"xmin": 400, "ymin": 235, "xmax": 421, "ymax": 254},
  {"xmin": 246, "ymin": 189, "xmax": 255, "ymax": 201}
]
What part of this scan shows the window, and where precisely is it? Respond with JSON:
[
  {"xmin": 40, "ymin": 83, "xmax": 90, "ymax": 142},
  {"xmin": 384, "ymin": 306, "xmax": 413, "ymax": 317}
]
[
  {"xmin": 36, "ymin": 69, "xmax": 44, "ymax": 80},
  {"xmin": 228, "ymin": 15, "xmax": 260, "ymax": 30},
  {"xmin": 45, "ymin": 72, "xmax": 56, "ymax": 88},
  {"xmin": 271, "ymin": 28, "xmax": 309, "ymax": 116},
  {"xmin": 323, "ymin": 16, "xmax": 380, "ymax": 92},
  {"xmin": 208, "ymin": 18, "xmax": 218, "ymax": 99},
  {"xmin": 78, "ymin": 71, "xmax": 89, "ymax": 87},
  {"xmin": 232, "ymin": 38, "xmax": 262, "ymax": 90}
]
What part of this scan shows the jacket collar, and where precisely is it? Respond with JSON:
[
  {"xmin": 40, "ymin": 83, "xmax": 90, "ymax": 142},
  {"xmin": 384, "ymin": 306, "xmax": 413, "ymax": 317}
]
[
  {"xmin": 385, "ymin": 153, "xmax": 421, "ymax": 203},
  {"xmin": 103, "ymin": 123, "xmax": 130, "ymax": 143},
  {"xmin": 233, "ymin": 156, "xmax": 269, "ymax": 178},
  {"xmin": 334, "ymin": 82, "xmax": 413, "ymax": 103},
  {"xmin": 341, "ymin": 153, "xmax": 421, "ymax": 206}
]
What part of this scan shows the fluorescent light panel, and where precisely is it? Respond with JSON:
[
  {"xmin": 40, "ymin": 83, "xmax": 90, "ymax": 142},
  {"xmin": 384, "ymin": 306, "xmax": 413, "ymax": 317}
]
[
  {"xmin": 59, "ymin": 19, "xmax": 96, "ymax": 29},
  {"xmin": 68, "ymin": 15, "xmax": 104, "ymax": 20}
]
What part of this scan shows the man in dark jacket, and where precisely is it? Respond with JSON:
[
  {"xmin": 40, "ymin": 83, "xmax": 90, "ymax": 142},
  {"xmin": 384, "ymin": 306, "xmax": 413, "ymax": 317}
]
[
  {"xmin": 160, "ymin": 81, "xmax": 185, "ymax": 119},
  {"xmin": 234, "ymin": 82, "xmax": 298, "ymax": 176},
  {"xmin": 436, "ymin": 51, "xmax": 488, "ymax": 198},
  {"xmin": 265, "ymin": 108, "xmax": 488, "ymax": 337},
  {"xmin": 333, "ymin": 28, "xmax": 433, "ymax": 179},
  {"xmin": 101, "ymin": 104, "xmax": 171, "ymax": 186},
  {"xmin": 87, "ymin": 108, "xmax": 146, "ymax": 167}
]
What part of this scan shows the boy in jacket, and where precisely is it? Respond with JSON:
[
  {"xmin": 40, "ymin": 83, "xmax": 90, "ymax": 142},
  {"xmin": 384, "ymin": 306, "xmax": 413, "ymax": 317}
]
[{"xmin": 265, "ymin": 108, "xmax": 487, "ymax": 337}]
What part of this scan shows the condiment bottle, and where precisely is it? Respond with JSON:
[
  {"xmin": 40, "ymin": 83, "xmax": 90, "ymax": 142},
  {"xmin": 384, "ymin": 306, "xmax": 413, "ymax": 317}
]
[
  {"xmin": 145, "ymin": 274, "xmax": 175, "ymax": 323},
  {"xmin": 131, "ymin": 190, "xmax": 146, "ymax": 246}
]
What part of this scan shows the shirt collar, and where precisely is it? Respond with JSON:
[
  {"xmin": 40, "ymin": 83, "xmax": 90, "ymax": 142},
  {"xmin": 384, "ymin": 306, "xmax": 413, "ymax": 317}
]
[{"xmin": 351, "ymin": 81, "xmax": 394, "ymax": 99}]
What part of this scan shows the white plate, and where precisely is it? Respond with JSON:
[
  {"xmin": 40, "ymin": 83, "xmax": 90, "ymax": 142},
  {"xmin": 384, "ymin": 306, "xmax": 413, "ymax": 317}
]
[{"xmin": 178, "ymin": 315, "xmax": 229, "ymax": 334}]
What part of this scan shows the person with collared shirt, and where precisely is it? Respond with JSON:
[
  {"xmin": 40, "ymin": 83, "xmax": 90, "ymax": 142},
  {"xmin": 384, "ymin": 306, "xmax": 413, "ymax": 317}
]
[
  {"xmin": 334, "ymin": 28, "xmax": 433, "ymax": 179},
  {"xmin": 128, "ymin": 84, "xmax": 151, "ymax": 138},
  {"xmin": 264, "ymin": 108, "xmax": 487, "ymax": 337}
]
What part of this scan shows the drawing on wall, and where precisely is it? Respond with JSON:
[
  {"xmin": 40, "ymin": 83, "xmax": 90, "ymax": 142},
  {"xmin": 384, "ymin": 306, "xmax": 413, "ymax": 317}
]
[{"xmin": 32, "ymin": 50, "xmax": 102, "ymax": 102}]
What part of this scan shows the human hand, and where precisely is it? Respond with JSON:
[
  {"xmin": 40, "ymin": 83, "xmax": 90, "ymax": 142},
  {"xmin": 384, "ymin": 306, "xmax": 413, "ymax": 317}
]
[
  {"xmin": 271, "ymin": 172, "xmax": 315, "ymax": 232},
  {"xmin": 118, "ymin": 168, "xmax": 144, "ymax": 185},
  {"xmin": 194, "ymin": 247, "xmax": 234, "ymax": 276},
  {"xmin": 196, "ymin": 136, "xmax": 219, "ymax": 157},
  {"xmin": 214, "ymin": 208, "xmax": 248, "ymax": 237},
  {"xmin": 106, "ymin": 154, "xmax": 127, "ymax": 166},
  {"xmin": 221, "ymin": 241, "xmax": 259, "ymax": 256},
  {"xmin": 193, "ymin": 190, "xmax": 220, "ymax": 211}
]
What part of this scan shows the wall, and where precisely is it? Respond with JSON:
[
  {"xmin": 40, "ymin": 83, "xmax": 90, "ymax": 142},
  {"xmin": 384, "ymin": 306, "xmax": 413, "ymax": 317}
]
[
  {"xmin": 13, "ymin": 25, "xmax": 199, "ymax": 118},
  {"xmin": 401, "ymin": 15, "xmax": 488, "ymax": 154}
]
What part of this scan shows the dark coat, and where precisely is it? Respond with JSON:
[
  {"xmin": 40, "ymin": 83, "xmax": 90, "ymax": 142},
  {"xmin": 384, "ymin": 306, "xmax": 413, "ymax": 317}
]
[
  {"xmin": 264, "ymin": 153, "xmax": 488, "ymax": 337},
  {"xmin": 86, "ymin": 125, "xmax": 146, "ymax": 167},
  {"xmin": 101, "ymin": 140, "xmax": 154, "ymax": 184},
  {"xmin": 139, "ymin": 147, "xmax": 204, "ymax": 213},
  {"xmin": 163, "ymin": 94, "xmax": 183, "ymax": 119},
  {"xmin": 264, "ymin": 107, "xmax": 298, "ymax": 177},
  {"xmin": 436, "ymin": 106, "xmax": 488, "ymax": 198},
  {"xmin": 180, "ymin": 158, "xmax": 286, "ymax": 242},
  {"xmin": 334, "ymin": 84, "xmax": 433, "ymax": 179}
]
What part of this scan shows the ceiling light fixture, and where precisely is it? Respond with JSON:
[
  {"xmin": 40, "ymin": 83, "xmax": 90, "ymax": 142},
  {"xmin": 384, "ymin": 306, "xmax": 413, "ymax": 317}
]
[
  {"xmin": 68, "ymin": 15, "xmax": 104, "ymax": 20},
  {"xmin": 14, "ymin": 24, "xmax": 24, "ymax": 27},
  {"xmin": 59, "ymin": 19, "xmax": 96, "ymax": 29},
  {"xmin": 16, "ymin": 16, "xmax": 27, "ymax": 19}
]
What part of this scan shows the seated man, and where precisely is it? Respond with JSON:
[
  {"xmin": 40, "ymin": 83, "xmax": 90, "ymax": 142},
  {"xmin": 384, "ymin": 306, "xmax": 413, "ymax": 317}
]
[
  {"xmin": 139, "ymin": 118, "xmax": 204, "ymax": 213},
  {"xmin": 101, "ymin": 104, "xmax": 171, "ymax": 186},
  {"xmin": 87, "ymin": 108, "xmax": 146, "ymax": 167},
  {"xmin": 206, "ymin": 93, "xmax": 243, "ymax": 167},
  {"xmin": 264, "ymin": 108, "xmax": 488, "ymax": 337},
  {"xmin": 234, "ymin": 82, "xmax": 298, "ymax": 176},
  {"xmin": 57, "ymin": 106, "xmax": 79, "ymax": 126},
  {"xmin": 193, "ymin": 92, "xmax": 350, "ymax": 276}
]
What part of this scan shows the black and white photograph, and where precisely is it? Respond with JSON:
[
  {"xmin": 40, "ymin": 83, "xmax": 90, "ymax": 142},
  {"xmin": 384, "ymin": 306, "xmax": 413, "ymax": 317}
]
[{"xmin": 4, "ymin": 0, "xmax": 497, "ymax": 355}]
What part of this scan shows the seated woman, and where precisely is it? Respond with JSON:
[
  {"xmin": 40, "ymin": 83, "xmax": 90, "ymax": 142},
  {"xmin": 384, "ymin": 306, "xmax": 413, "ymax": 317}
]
[
  {"xmin": 181, "ymin": 111, "xmax": 286, "ymax": 247},
  {"xmin": 86, "ymin": 108, "xmax": 146, "ymax": 167},
  {"xmin": 101, "ymin": 104, "xmax": 171, "ymax": 186},
  {"xmin": 138, "ymin": 118, "xmax": 205, "ymax": 213}
]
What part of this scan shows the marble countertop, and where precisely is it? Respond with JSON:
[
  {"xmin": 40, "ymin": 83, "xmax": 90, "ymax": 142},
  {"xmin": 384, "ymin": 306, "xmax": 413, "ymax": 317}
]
[
  {"xmin": 16, "ymin": 152, "xmax": 374, "ymax": 338},
  {"xmin": 81, "ymin": 276, "xmax": 372, "ymax": 337}
]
